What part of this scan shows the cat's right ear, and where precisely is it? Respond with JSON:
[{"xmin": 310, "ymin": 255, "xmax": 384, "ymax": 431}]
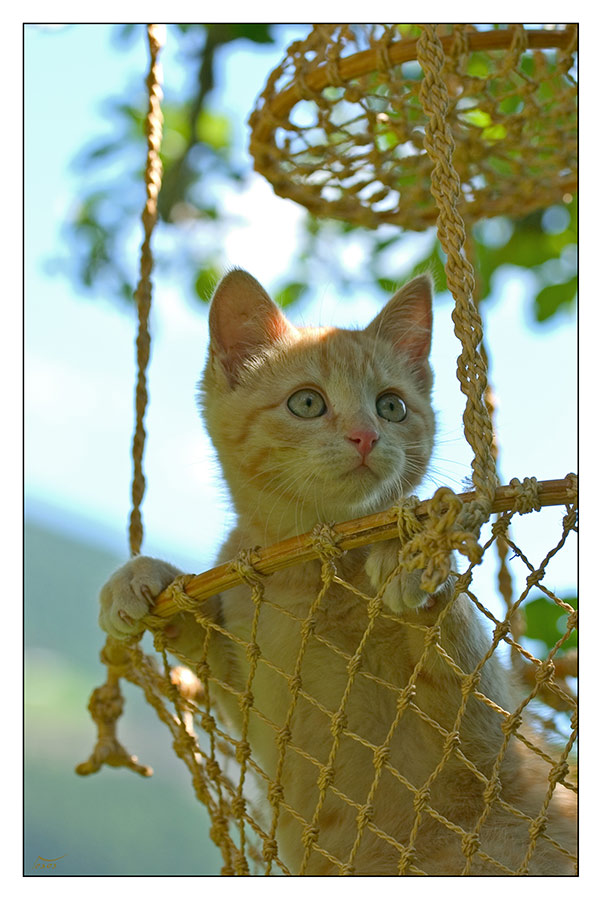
[
  {"xmin": 364, "ymin": 274, "xmax": 433, "ymax": 372},
  {"xmin": 208, "ymin": 269, "xmax": 294, "ymax": 386}
]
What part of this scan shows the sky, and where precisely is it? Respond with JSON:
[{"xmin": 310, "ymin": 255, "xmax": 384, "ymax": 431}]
[{"xmin": 24, "ymin": 24, "xmax": 577, "ymax": 599}]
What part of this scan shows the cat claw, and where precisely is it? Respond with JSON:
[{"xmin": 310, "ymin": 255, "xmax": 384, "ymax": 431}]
[{"xmin": 118, "ymin": 609, "xmax": 135, "ymax": 627}]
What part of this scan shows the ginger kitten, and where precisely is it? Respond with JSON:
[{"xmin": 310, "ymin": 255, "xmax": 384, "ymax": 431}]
[{"xmin": 99, "ymin": 270, "xmax": 576, "ymax": 875}]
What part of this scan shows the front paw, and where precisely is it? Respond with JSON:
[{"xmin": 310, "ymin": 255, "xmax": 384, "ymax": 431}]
[
  {"xmin": 366, "ymin": 541, "xmax": 447, "ymax": 613},
  {"xmin": 98, "ymin": 556, "xmax": 183, "ymax": 639}
]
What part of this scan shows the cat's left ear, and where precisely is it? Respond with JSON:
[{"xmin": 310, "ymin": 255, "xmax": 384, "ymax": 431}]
[{"xmin": 364, "ymin": 274, "xmax": 433, "ymax": 367}]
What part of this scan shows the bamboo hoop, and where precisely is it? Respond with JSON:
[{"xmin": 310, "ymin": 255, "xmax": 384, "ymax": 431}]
[
  {"xmin": 251, "ymin": 28, "xmax": 576, "ymax": 144},
  {"xmin": 147, "ymin": 474, "xmax": 577, "ymax": 622}
]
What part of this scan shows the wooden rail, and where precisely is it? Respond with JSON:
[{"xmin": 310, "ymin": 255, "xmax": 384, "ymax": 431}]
[{"xmin": 148, "ymin": 475, "xmax": 577, "ymax": 620}]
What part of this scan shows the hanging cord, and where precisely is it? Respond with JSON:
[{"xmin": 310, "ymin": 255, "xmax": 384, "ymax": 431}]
[
  {"xmin": 77, "ymin": 24, "xmax": 166, "ymax": 781},
  {"xmin": 416, "ymin": 25, "xmax": 498, "ymax": 532},
  {"xmin": 129, "ymin": 23, "xmax": 165, "ymax": 556}
]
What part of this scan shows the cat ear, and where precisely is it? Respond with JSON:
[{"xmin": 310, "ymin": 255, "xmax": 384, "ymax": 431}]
[
  {"xmin": 365, "ymin": 274, "xmax": 433, "ymax": 366},
  {"xmin": 208, "ymin": 269, "xmax": 293, "ymax": 385}
]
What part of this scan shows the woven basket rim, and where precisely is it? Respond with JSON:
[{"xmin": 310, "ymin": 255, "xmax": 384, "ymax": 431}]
[{"xmin": 250, "ymin": 26, "xmax": 576, "ymax": 144}]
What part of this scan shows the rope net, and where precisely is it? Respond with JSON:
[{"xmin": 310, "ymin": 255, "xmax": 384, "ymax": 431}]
[{"xmin": 77, "ymin": 24, "xmax": 578, "ymax": 876}]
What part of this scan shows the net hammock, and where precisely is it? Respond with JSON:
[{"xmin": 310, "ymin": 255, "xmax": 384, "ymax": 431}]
[{"xmin": 77, "ymin": 24, "xmax": 578, "ymax": 876}]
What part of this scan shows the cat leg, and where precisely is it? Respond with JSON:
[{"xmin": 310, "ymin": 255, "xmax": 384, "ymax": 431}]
[
  {"xmin": 365, "ymin": 541, "xmax": 453, "ymax": 613},
  {"xmin": 99, "ymin": 556, "xmax": 183, "ymax": 639}
]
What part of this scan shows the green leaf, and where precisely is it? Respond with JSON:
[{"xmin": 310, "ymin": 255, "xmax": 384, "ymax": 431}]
[
  {"xmin": 196, "ymin": 110, "xmax": 231, "ymax": 150},
  {"xmin": 497, "ymin": 95, "xmax": 524, "ymax": 116},
  {"xmin": 194, "ymin": 266, "xmax": 220, "ymax": 301},
  {"xmin": 461, "ymin": 109, "xmax": 492, "ymax": 128},
  {"xmin": 534, "ymin": 276, "xmax": 577, "ymax": 322},
  {"xmin": 377, "ymin": 277, "xmax": 398, "ymax": 294},
  {"xmin": 226, "ymin": 23, "xmax": 275, "ymax": 44},
  {"xmin": 522, "ymin": 594, "xmax": 577, "ymax": 653},
  {"xmin": 482, "ymin": 124, "xmax": 507, "ymax": 142},
  {"xmin": 520, "ymin": 54, "xmax": 536, "ymax": 77},
  {"xmin": 466, "ymin": 52, "xmax": 491, "ymax": 78},
  {"xmin": 275, "ymin": 282, "xmax": 306, "ymax": 308},
  {"xmin": 83, "ymin": 141, "xmax": 123, "ymax": 162}
]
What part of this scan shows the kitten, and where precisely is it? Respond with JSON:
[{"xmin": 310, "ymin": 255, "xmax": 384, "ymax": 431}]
[{"xmin": 99, "ymin": 269, "xmax": 576, "ymax": 875}]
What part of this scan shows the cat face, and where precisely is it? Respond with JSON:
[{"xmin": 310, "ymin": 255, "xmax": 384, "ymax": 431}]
[{"xmin": 201, "ymin": 270, "xmax": 435, "ymax": 541}]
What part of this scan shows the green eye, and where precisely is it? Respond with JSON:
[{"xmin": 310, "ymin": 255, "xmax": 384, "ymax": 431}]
[
  {"xmin": 287, "ymin": 389, "xmax": 327, "ymax": 418},
  {"xmin": 376, "ymin": 392, "xmax": 407, "ymax": 422}
]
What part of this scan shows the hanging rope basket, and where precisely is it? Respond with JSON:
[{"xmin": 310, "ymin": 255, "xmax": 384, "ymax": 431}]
[
  {"xmin": 78, "ymin": 24, "xmax": 578, "ymax": 877},
  {"xmin": 249, "ymin": 24, "xmax": 577, "ymax": 229}
]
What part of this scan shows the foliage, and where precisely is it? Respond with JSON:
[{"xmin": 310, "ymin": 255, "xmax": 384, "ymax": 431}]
[
  {"xmin": 52, "ymin": 23, "xmax": 576, "ymax": 325},
  {"xmin": 522, "ymin": 593, "xmax": 577, "ymax": 654}
]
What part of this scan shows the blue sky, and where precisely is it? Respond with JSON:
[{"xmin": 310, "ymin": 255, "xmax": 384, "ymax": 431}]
[{"xmin": 24, "ymin": 24, "xmax": 576, "ymax": 593}]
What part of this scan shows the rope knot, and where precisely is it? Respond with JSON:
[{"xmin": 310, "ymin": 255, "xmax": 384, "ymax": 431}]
[
  {"xmin": 288, "ymin": 672, "xmax": 303, "ymax": 693},
  {"xmin": 394, "ymin": 495, "xmax": 422, "ymax": 543},
  {"xmin": 565, "ymin": 609, "xmax": 578, "ymax": 633},
  {"xmin": 462, "ymin": 672, "xmax": 481, "ymax": 697},
  {"xmin": 302, "ymin": 824, "xmax": 320, "ymax": 848},
  {"xmin": 397, "ymin": 682, "xmax": 417, "ymax": 711},
  {"xmin": 397, "ymin": 487, "xmax": 483, "ymax": 593},
  {"xmin": 269, "ymin": 781, "xmax": 285, "ymax": 805},
  {"xmin": 263, "ymin": 837, "xmax": 279, "ymax": 862},
  {"xmin": 161, "ymin": 574, "xmax": 197, "ymax": 612},
  {"xmin": 206, "ymin": 759, "xmax": 222, "ymax": 781},
  {"xmin": 235, "ymin": 740, "xmax": 252, "ymax": 765},
  {"xmin": 228, "ymin": 548, "xmax": 263, "ymax": 585},
  {"xmin": 331, "ymin": 709, "xmax": 347, "ymax": 736},
  {"xmin": 491, "ymin": 514, "xmax": 510, "ymax": 539},
  {"xmin": 200, "ymin": 711, "xmax": 216, "ymax": 733},
  {"xmin": 493, "ymin": 620, "xmax": 511, "ymax": 642},
  {"xmin": 563, "ymin": 506, "xmax": 578, "ymax": 532},
  {"xmin": 548, "ymin": 760, "xmax": 570, "ymax": 785},
  {"xmin": 310, "ymin": 522, "xmax": 344, "ymax": 561},
  {"xmin": 231, "ymin": 796, "xmax": 246, "ymax": 819},
  {"xmin": 366, "ymin": 594, "xmax": 384, "ymax": 619},
  {"xmin": 535, "ymin": 660, "xmax": 556, "ymax": 685},
  {"xmin": 502, "ymin": 710, "xmax": 522, "ymax": 735},
  {"xmin": 529, "ymin": 813, "xmax": 548, "ymax": 841},
  {"xmin": 509, "ymin": 476, "xmax": 542, "ymax": 514},
  {"xmin": 346, "ymin": 655, "xmax": 362, "ymax": 678},
  {"xmin": 373, "ymin": 744, "xmax": 390, "ymax": 769},
  {"xmin": 461, "ymin": 831, "xmax": 481, "ymax": 859},
  {"xmin": 483, "ymin": 776, "xmax": 503, "ymax": 806},
  {"xmin": 276, "ymin": 725, "xmax": 292, "ymax": 749},
  {"xmin": 413, "ymin": 785, "xmax": 431, "ymax": 812},
  {"xmin": 424, "ymin": 624, "xmax": 442, "ymax": 647},
  {"xmin": 357, "ymin": 803, "xmax": 374, "ymax": 829},
  {"xmin": 526, "ymin": 567, "xmax": 545, "ymax": 590},
  {"xmin": 318, "ymin": 764, "xmax": 335, "ymax": 792},
  {"xmin": 100, "ymin": 638, "xmax": 134, "ymax": 675},
  {"xmin": 398, "ymin": 845, "xmax": 415, "ymax": 874},
  {"xmin": 246, "ymin": 641, "xmax": 261, "ymax": 664},
  {"xmin": 443, "ymin": 730, "xmax": 461, "ymax": 755}
]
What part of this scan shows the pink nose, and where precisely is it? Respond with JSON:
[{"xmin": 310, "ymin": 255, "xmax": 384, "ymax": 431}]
[{"xmin": 347, "ymin": 428, "xmax": 379, "ymax": 459}]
